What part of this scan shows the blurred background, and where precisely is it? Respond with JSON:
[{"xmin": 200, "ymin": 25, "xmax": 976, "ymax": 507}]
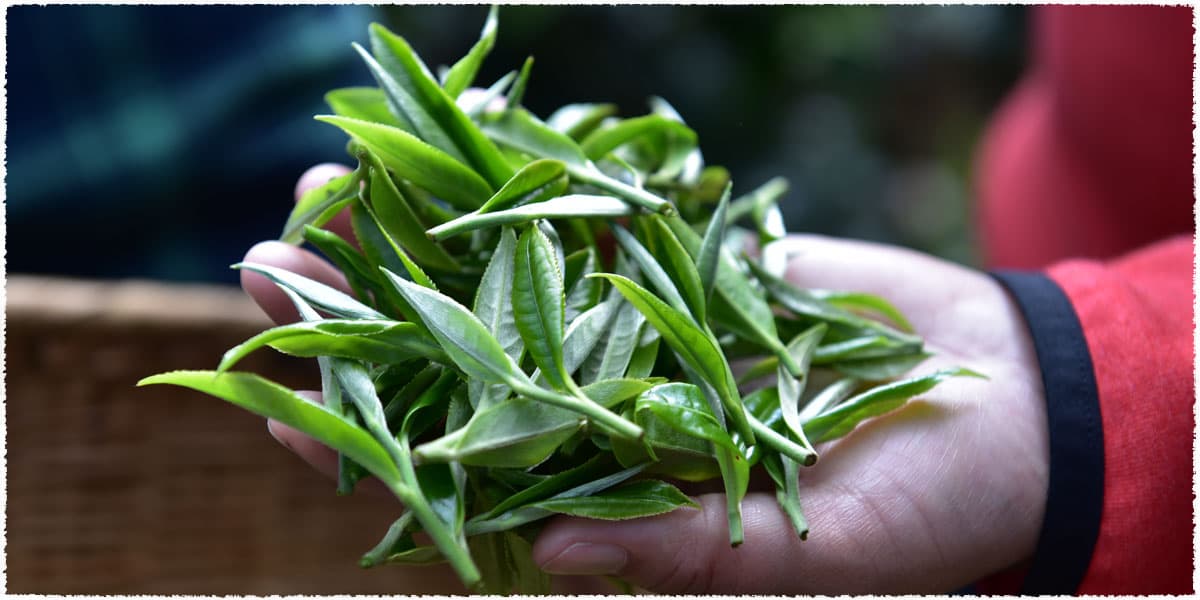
[
  {"xmin": 6, "ymin": 4, "xmax": 1027, "ymax": 594},
  {"xmin": 8, "ymin": 4, "xmax": 1027, "ymax": 283}
]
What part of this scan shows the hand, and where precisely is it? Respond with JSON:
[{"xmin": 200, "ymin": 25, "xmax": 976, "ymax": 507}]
[
  {"xmin": 246, "ymin": 167, "xmax": 1050, "ymax": 594},
  {"xmin": 531, "ymin": 235, "xmax": 1050, "ymax": 594}
]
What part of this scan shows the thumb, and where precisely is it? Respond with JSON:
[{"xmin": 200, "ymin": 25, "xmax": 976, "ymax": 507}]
[{"xmin": 532, "ymin": 492, "xmax": 879, "ymax": 594}]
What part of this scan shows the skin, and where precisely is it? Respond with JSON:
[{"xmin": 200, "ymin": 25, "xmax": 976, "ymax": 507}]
[{"xmin": 247, "ymin": 164, "xmax": 1050, "ymax": 594}]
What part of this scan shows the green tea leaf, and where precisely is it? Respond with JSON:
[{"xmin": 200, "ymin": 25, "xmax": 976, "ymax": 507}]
[
  {"xmin": 218, "ymin": 320, "xmax": 444, "ymax": 371},
  {"xmin": 441, "ymin": 5, "xmax": 498, "ymax": 99},
  {"xmin": 833, "ymin": 351, "xmax": 932, "ymax": 381},
  {"xmin": 139, "ymin": 371, "xmax": 400, "ymax": 486},
  {"xmin": 777, "ymin": 324, "xmax": 826, "ymax": 446},
  {"xmin": 532, "ymin": 479, "xmax": 696, "ymax": 520},
  {"xmin": 648, "ymin": 216, "xmax": 707, "ymax": 323},
  {"xmin": 580, "ymin": 115, "xmax": 697, "ymax": 162},
  {"xmin": 559, "ymin": 298, "xmax": 621, "ymax": 378},
  {"xmin": 465, "ymin": 464, "xmax": 648, "ymax": 536},
  {"xmin": 796, "ymin": 377, "xmax": 859, "ymax": 423},
  {"xmin": 301, "ymin": 225, "xmax": 380, "ymax": 303},
  {"xmin": 369, "ymin": 23, "xmax": 514, "ymax": 188},
  {"xmin": 364, "ymin": 160, "xmax": 460, "ymax": 271},
  {"xmin": 635, "ymin": 383, "xmax": 738, "ymax": 454},
  {"xmin": 662, "ymin": 214, "xmax": 800, "ymax": 376},
  {"xmin": 481, "ymin": 454, "xmax": 613, "ymax": 520},
  {"xmin": 804, "ymin": 368, "xmax": 986, "ymax": 443},
  {"xmin": 476, "ymin": 158, "xmax": 568, "ymax": 215},
  {"xmin": 726, "ymin": 177, "xmax": 787, "ymax": 225},
  {"xmin": 351, "ymin": 197, "xmax": 437, "ymax": 294},
  {"xmin": 813, "ymin": 290, "xmax": 916, "ymax": 333},
  {"xmin": 546, "ymin": 102, "xmax": 618, "ymax": 140},
  {"xmin": 591, "ymin": 273, "xmax": 753, "ymax": 443},
  {"xmin": 470, "ymin": 228, "xmax": 523, "ymax": 410},
  {"xmin": 325, "ymin": 87, "xmax": 400, "ymax": 127},
  {"xmin": 353, "ymin": 42, "xmax": 462, "ymax": 162},
  {"xmin": 579, "ymin": 300, "xmax": 646, "ymax": 385},
  {"xmin": 234, "ymin": 262, "xmax": 385, "ymax": 320},
  {"xmin": 745, "ymin": 259, "xmax": 921, "ymax": 346},
  {"xmin": 316, "ymin": 115, "xmax": 493, "ymax": 210},
  {"xmin": 382, "ymin": 268, "xmax": 525, "ymax": 386},
  {"xmin": 564, "ymin": 246, "xmax": 604, "ymax": 323},
  {"xmin": 506, "ymin": 55, "xmax": 534, "ymax": 108},
  {"xmin": 696, "ymin": 184, "xmax": 730, "ymax": 306},
  {"xmin": 459, "ymin": 70, "xmax": 515, "ymax": 118},
  {"xmin": 513, "ymin": 225, "xmax": 570, "ymax": 390},
  {"xmin": 482, "ymin": 107, "xmax": 589, "ymax": 167},
  {"xmin": 609, "ymin": 224, "xmax": 691, "ymax": 317},
  {"xmin": 813, "ymin": 335, "xmax": 922, "ymax": 364},
  {"xmin": 428, "ymin": 194, "xmax": 634, "ymax": 241},
  {"xmin": 280, "ymin": 167, "xmax": 363, "ymax": 244},
  {"xmin": 414, "ymin": 397, "xmax": 581, "ymax": 468}
]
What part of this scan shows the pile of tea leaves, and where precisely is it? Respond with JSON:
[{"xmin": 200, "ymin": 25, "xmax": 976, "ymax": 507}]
[{"xmin": 141, "ymin": 7, "xmax": 980, "ymax": 593}]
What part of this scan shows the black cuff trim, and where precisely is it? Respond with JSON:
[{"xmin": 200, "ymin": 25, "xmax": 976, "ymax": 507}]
[{"xmin": 991, "ymin": 271, "xmax": 1104, "ymax": 595}]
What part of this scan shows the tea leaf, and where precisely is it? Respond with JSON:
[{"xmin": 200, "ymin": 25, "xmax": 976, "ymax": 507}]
[
  {"xmin": 648, "ymin": 216, "xmax": 707, "ymax": 323},
  {"xmin": 513, "ymin": 226, "xmax": 571, "ymax": 390},
  {"xmin": 441, "ymin": 5, "xmax": 498, "ymax": 99},
  {"xmin": 470, "ymin": 228, "xmax": 522, "ymax": 410},
  {"xmin": 459, "ymin": 70, "xmax": 515, "ymax": 118},
  {"xmin": 532, "ymin": 479, "xmax": 696, "ymax": 520},
  {"xmin": 804, "ymin": 368, "xmax": 986, "ymax": 443},
  {"xmin": 813, "ymin": 335, "xmax": 922, "ymax": 364},
  {"xmin": 218, "ymin": 320, "xmax": 444, "ymax": 371},
  {"xmin": 662, "ymin": 214, "xmax": 801, "ymax": 376},
  {"xmin": 382, "ymin": 268, "xmax": 524, "ymax": 386},
  {"xmin": 139, "ymin": 371, "xmax": 401, "ymax": 486},
  {"xmin": 414, "ymin": 397, "xmax": 580, "ymax": 468},
  {"xmin": 482, "ymin": 107, "xmax": 589, "ymax": 167},
  {"xmin": 591, "ymin": 273, "xmax": 753, "ymax": 443},
  {"xmin": 325, "ymin": 87, "xmax": 402, "ymax": 127},
  {"xmin": 369, "ymin": 23, "xmax": 514, "ymax": 188},
  {"xmin": 745, "ymin": 259, "xmax": 921, "ymax": 346},
  {"xmin": 777, "ymin": 324, "xmax": 826, "ymax": 448},
  {"xmin": 796, "ymin": 377, "xmax": 859, "ymax": 423},
  {"xmin": 234, "ymin": 262, "xmax": 385, "ymax": 320},
  {"xmin": 464, "ymin": 464, "xmax": 648, "ymax": 536},
  {"xmin": 427, "ymin": 194, "xmax": 634, "ymax": 241},
  {"xmin": 477, "ymin": 158, "xmax": 568, "ymax": 215},
  {"xmin": 564, "ymin": 246, "xmax": 604, "ymax": 323},
  {"xmin": 316, "ymin": 115, "xmax": 492, "ymax": 210},
  {"xmin": 635, "ymin": 383, "xmax": 737, "ymax": 454},
  {"xmin": 560, "ymin": 298, "xmax": 621, "ymax": 377},
  {"xmin": 281, "ymin": 167, "xmax": 363, "ymax": 244},
  {"xmin": 609, "ymin": 224, "xmax": 691, "ymax": 317},
  {"xmin": 813, "ymin": 290, "xmax": 916, "ymax": 333},
  {"xmin": 696, "ymin": 184, "xmax": 730, "ymax": 305},
  {"xmin": 301, "ymin": 225, "xmax": 381, "ymax": 303},
  {"xmin": 833, "ymin": 351, "xmax": 932, "ymax": 381},
  {"xmin": 353, "ymin": 42, "xmax": 462, "ymax": 162},
  {"xmin": 580, "ymin": 114, "xmax": 697, "ymax": 161},
  {"xmin": 579, "ymin": 300, "xmax": 646, "ymax": 385},
  {"xmin": 546, "ymin": 102, "xmax": 618, "ymax": 140},
  {"xmin": 481, "ymin": 454, "xmax": 613, "ymax": 520},
  {"xmin": 351, "ymin": 197, "xmax": 437, "ymax": 294},
  {"xmin": 506, "ymin": 55, "xmax": 534, "ymax": 109},
  {"xmin": 726, "ymin": 177, "xmax": 787, "ymax": 225},
  {"xmin": 363, "ymin": 158, "xmax": 460, "ymax": 271}
]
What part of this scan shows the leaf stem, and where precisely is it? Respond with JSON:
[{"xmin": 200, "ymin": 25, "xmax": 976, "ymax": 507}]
[
  {"xmin": 748, "ymin": 414, "xmax": 818, "ymax": 467},
  {"xmin": 567, "ymin": 163, "xmax": 674, "ymax": 215},
  {"xmin": 509, "ymin": 379, "xmax": 643, "ymax": 442}
]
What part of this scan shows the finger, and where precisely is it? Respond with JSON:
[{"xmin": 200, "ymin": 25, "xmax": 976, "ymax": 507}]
[
  {"xmin": 266, "ymin": 392, "xmax": 392, "ymax": 497},
  {"xmin": 295, "ymin": 163, "xmax": 355, "ymax": 241},
  {"xmin": 533, "ymin": 490, "xmax": 960, "ymax": 595},
  {"xmin": 240, "ymin": 240, "xmax": 353, "ymax": 325}
]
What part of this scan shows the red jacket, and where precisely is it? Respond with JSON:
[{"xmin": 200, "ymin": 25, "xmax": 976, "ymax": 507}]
[{"xmin": 976, "ymin": 6, "xmax": 1194, "ymax": 594}]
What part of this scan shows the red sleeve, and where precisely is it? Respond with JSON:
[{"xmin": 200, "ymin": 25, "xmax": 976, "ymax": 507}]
[
  {"xmin": 1045, "ymin": 236, "xmax": 1195, "ymax": 594},
  {"xmin": 976, "ymin": 6, "xmax": 1193, "ymax": 270}
]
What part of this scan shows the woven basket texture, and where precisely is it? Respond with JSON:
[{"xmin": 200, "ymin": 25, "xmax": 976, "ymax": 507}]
[{"xmin": 6, "ymin": 276, "xmax": 468, "ymax": 594}]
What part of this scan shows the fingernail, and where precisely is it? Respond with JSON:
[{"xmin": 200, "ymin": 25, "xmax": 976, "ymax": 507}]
[{"xmin": 540, "ymin": 543, "xmax": 628, "ymax": 575}]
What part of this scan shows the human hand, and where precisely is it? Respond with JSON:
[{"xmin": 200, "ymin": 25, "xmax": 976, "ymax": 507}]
[
  {"xmin": 245, "ymin": 167, "xmax": 1050, "ymax": 594},
  {"xmin": 530, "ymin": 235, "xmax": 1050, "ymax": 594}
]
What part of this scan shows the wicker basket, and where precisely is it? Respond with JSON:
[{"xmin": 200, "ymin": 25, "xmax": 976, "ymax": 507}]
[{"xmin": 6, "ymin": 276, "xmax": 468, "ymax": 594}]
